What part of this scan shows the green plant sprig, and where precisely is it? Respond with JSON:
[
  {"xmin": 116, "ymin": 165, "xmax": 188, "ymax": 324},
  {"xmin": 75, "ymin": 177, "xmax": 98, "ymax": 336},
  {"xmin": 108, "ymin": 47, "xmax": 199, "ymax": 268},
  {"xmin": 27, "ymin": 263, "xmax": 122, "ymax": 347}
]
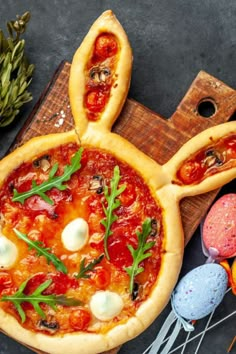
[
  {"xmin": 1, "ymin": 278, "xmax": 82, "ymax": 323},
  {"xmin": 100, "ymin": 165, "xmax": 126, "ymax": 260},
  {"xmin": 0, "ymin": 11, "xmax": 34, "ymax": 127},
  {"xmin": 125, "ymin": 218, "xmax": 155, "ymax": 295},
  {"xmin": 75, "ymin": 254, "xmax": 104, "ymax": 279},
  {"xmin": 14, "ymin": 228, "xmax": 67, "ymax": 274},
  {"xmin": 12, "ymin": 147, "xmax": 83, "ymax": 205}
]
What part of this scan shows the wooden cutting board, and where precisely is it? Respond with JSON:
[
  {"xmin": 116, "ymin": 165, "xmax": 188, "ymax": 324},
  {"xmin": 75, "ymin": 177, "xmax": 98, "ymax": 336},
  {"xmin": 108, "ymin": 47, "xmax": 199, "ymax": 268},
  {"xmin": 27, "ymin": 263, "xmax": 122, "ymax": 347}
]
[{"xmin": 4, "ymin": 61, "xmax": 236, "ymax": 354}]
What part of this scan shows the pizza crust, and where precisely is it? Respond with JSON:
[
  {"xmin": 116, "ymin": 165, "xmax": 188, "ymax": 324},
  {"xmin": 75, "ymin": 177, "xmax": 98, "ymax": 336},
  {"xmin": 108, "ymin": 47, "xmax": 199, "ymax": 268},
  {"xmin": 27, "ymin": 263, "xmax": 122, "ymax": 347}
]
[
  {"xmin": 163, "ymin": 121, "xmax": 236, "ymax": 200},
  {"xmin": 0, "ymin": 130, "xmax": 78, "ymax": 180},
  {"xmin": 69, "ymin": 10, "xmax": 133, "ymax": 135}
]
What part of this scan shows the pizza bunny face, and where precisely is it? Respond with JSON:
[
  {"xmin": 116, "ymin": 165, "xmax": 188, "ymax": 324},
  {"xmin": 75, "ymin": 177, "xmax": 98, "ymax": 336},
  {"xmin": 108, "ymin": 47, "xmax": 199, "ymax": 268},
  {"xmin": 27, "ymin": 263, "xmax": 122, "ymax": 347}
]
[{"xmin": 0, "ymin": 10, "xmax": 235, "ymax": 354}]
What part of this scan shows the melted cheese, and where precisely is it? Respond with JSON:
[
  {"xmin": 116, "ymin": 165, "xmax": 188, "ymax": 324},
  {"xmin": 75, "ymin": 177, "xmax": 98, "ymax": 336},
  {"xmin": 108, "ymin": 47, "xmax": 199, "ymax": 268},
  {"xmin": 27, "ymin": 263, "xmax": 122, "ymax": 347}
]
[
  {"xmin": 61, "ymin": 218, "xmax": 89, "ymax": 251},
  {"xmin": 90, "ymin": 290, "xmax": 124, "ymax": 321},
  {"xmin": 0, "ymin": 235, "xmax": 18, "ymax": 269}
]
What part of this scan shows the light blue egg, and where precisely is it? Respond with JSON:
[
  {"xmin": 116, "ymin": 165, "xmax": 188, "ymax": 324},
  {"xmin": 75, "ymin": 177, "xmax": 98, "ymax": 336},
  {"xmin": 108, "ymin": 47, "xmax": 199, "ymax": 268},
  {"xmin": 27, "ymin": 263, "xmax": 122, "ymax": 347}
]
[{"xmin": 172, "ymin": 263, "xmax": 228, "ymax": 320}]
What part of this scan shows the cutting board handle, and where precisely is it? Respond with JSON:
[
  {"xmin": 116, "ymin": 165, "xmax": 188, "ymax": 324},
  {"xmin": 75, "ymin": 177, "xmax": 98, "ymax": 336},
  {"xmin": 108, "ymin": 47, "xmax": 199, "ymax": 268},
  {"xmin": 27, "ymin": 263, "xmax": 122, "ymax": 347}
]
[{"xmin": 170, "ymin": 70, "xmax": 236, "ymax": 136}]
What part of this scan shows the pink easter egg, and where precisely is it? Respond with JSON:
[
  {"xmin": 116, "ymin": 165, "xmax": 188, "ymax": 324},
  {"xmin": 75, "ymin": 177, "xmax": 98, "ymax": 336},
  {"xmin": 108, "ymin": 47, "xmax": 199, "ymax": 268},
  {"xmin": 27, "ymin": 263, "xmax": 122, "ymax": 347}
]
[{"xmin": 203, "ymin": 193, "xmax": 236, "ymax": 258}]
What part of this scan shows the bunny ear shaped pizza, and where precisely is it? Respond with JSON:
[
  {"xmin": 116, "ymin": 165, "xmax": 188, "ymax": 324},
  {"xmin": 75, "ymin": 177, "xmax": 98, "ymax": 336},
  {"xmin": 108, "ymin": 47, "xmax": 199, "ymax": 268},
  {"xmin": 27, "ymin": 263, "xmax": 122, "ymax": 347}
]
[
  {"xmin": 69, "ymin": 9, "xmax": 132, "ymax": 133},
  {"xmin": 0, "ymin": 10, "xmax": 235, "ymax": 354}
]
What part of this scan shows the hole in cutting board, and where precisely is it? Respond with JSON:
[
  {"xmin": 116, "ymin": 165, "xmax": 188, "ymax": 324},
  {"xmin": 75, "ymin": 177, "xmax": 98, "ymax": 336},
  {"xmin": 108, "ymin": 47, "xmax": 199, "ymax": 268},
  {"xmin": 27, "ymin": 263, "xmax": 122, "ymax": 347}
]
[
  {"xmin": 229, "ymin": 110, "xmax": 236, "ymax": 121},
  {"xmin": 197, "ymin": 99, "xmax": 216, "ymax": 118}
]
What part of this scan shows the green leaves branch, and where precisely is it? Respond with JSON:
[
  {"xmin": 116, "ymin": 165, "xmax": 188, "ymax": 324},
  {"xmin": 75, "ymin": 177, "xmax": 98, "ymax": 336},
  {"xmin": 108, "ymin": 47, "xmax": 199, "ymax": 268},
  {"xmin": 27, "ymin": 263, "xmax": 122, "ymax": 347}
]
[
  {"xmin": 125, "ymin": 218, "xmax": 155, "ymax": 294},
  {"xmin": 0, "ymin": 11, "xmax": 34, "ymax": 127},
  {"xmin": 100, "ymin": 165, "xmax": 126, "ymax": 260},
  {"xmin": 1, "ymin": 278, "xmax": 82, "ymax": 323},
  {"xmin": 75, "ymin": 254, "xmax": 104, "ymax": 279},
  {"xmin": 12, "ymin": 147, "xmax": 83, "ymax": 205},
  {"xmin": 14, "ymin": 228, "xmax": 68, "ymax": 274}
]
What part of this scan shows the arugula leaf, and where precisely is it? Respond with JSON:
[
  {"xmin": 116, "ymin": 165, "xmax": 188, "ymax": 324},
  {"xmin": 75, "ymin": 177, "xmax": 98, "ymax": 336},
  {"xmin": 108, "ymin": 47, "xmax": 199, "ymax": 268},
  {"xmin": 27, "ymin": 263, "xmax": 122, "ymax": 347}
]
[
  {"xmin": 100, "ymin": 165, "xmax": 126, "ymax": 260},
  {"xmin": 1, "ymin": 278, "xmax": 82, "ymax": 323},
  {"xmin": 75, "ymin": 254, "xmax": 104, "ymax": 279},
  {"xmin": 125, "ymin": 218, "xmax": 155, "ymax": 295},
  {"xmin": 14, "ymin": 228, "xmax": 68, "ymax": 274},
  {"xmin": 12, "ymin": 147, "xmax": 83, "ymax": 205}
]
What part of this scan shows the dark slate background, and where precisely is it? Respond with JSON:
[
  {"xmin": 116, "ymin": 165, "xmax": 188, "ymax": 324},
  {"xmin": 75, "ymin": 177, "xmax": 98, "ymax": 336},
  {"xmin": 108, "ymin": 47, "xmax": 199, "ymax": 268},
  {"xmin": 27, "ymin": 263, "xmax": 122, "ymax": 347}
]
[{"xmin": 0, "ymin": 1, "xmax": 235, "ymax": 354}]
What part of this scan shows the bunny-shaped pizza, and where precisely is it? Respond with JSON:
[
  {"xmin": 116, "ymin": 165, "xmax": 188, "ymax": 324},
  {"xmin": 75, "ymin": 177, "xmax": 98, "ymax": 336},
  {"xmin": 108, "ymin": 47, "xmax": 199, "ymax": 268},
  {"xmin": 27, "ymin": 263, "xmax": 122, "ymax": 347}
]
[{"xmin": 0, "ymin": 10, "xmax": 235, "ymax": 354}]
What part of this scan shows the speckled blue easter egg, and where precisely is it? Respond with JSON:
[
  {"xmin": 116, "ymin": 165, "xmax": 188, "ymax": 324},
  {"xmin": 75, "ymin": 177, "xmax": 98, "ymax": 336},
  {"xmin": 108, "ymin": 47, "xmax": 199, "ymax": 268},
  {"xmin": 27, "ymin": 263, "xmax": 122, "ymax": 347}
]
[{"xmin": 172, "ymin": 263, "xmax": 228, "ymax": 320}]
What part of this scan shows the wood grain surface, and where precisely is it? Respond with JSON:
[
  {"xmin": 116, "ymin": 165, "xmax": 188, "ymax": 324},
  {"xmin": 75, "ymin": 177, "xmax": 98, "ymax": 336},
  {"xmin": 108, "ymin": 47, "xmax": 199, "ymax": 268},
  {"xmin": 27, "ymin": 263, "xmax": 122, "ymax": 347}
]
[{"xmin": 4, "ymin": 61, "xmax": 236, "ymax": 354}]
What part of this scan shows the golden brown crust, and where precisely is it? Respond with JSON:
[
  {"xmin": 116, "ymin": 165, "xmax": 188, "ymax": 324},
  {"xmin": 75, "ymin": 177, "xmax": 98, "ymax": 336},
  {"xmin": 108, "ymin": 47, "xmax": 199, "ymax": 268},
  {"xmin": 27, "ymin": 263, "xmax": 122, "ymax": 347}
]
[
  {"xmin": 69, "ymin": 10, "xmax": 133, "ymax": 135},
  {"xmin": 162, "ymin": 121, "xmax": 236, "ymax": 200},
  {"xmin": 0, "ymin": 131, "xmax": 78, "ymax": 182}
]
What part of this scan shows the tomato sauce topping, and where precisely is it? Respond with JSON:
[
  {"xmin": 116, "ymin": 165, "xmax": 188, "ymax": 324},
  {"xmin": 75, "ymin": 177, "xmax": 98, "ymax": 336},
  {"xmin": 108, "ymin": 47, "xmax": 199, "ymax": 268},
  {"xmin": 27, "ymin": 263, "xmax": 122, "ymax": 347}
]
[
  {"xmin": 85, "ymin": 33, "xmax": 119, "ymax": 121},
  {"xmin": 0, "ymin": 144, "xmax": 163, "ymax": 335},
  {"xmin": 176, "ymin": 134, "xmax": 236, "ymax": 185}
]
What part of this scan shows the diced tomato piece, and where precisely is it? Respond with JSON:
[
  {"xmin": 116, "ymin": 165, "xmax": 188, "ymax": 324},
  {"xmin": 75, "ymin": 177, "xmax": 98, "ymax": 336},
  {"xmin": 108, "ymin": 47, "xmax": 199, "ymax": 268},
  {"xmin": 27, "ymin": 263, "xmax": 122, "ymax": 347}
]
[
  {"xmin": 87, "ymin": 194, "xmax": 103, "ymax": 214},
  {"xmin": 91, "ymin": 267, "xmax": 111, "ymax": 289},
  {"xmin": 227, "ymin": 148, "xmax": 236, "ymax": 160},
  {"xmin": 87, "ymin": 112, "xmax": 99, "ymax": 121},
  {"xmin": 43, "ymin": 273, "xmax": 71, "ymax": 295},
  {"xmin": 225, "ymin": 137, "xmax": 236, "ymax": 160},
  {"xmin": 108, "ymin": 226, "xmax": 137, "ymax": 270},
  {"xmin": 90, "ymin": 238, "xmax": 104, "ymax": 252},
  {"xmin": 69, "ymin": 308, "xmax": 91, "ymax": 330},
  {"xmin": 178, "ymin": 160, "xmax": 204, "ymax": 184},
  {"xmin": 24, "ymin": 273, "xmax": 47, "ymax": 294},
  {"xmin": 24, "ymin": 272, "xmax": 78, "ymax": 295},
  {"xmin": 118, "ymin": 183, "xmax": 136, "ymax": 207},
  {"xmin": 0, "ymin": 272, "xmax": 13, "ymax": 293},
  {"xmin": 14, "ymin": 173, "xmax": 37, "ymax": 193},
  {"xmin": 108, "ymin": 237, "xmax": 133, "ymax": 270},
  {"xmin": 123, "ymin": 188, "xmax": 137, "ymax": 208},
  {"xmin": 85, "ymin": 90, "xmax": 107, "ymax": 113},
  {"xmin": 94, "ymin": 34, "xmax": 118, "ymax": 59}
]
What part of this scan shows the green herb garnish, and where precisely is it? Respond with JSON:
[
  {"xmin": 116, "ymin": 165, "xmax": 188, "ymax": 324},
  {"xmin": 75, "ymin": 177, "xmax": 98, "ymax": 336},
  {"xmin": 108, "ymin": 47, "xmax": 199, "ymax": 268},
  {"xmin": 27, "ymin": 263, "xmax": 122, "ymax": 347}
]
[
  {"xmin": 125, "ymin": 218, "xmax": 155, "ymax": 295},
  {"xmin": 14, "ymin": 228, "xmax": 67, "ymax": 274},
  {"xmin": 1, "ymin": 278, "xmax": 82, "ymax": 323},
  {"xmin": 0, "ymin": 12, "xmax": 34, "ymax": 127},
  {"xmin": 75, "ymin": 254, "xmax": 104, "ymax": 279},
  {"xmin": 100, "ymin": 165, "xmax": 126, "ymax": 260},
  {"xmin": 12, "ymin": 147, "xmax": 83, "ymax": 205}
]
